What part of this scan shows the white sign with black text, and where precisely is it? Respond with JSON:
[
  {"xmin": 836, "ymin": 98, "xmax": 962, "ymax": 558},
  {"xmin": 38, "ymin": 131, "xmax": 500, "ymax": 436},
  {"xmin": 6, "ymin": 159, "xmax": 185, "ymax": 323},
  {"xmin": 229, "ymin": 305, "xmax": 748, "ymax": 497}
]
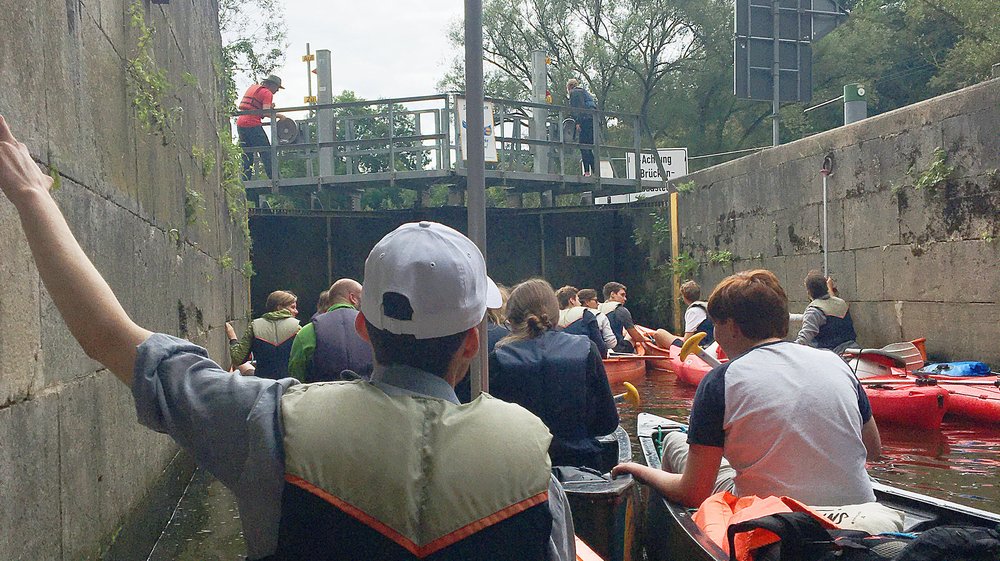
[{"xmin": 595, "ymin": 148, "xmax": 688, "ymax": 204}]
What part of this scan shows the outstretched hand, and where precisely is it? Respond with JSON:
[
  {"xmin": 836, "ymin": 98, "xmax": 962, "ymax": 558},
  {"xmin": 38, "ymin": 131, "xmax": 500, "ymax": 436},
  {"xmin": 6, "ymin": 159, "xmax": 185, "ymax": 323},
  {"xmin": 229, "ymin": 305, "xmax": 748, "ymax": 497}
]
[{"xmin": 0, "ymin": 116, "xmax": 53, "ymax": 203}]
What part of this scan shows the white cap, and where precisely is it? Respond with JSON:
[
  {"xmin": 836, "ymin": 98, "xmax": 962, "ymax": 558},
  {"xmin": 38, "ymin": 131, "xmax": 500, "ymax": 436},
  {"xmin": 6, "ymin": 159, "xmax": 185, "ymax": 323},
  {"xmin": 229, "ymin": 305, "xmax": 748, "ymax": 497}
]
[{"xmin": 360, "ymin": 221, "xmax": 502, "ymax": 339}]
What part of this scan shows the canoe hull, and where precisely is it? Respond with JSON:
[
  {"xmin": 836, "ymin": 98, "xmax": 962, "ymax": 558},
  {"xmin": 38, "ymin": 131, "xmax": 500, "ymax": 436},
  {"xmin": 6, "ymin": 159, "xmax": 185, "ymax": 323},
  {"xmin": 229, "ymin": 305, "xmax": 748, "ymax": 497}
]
[
  {"xmin": 562, "ymin": 427, "xmax": 638, "ymax": 561},
  {"xmin": 637, "ymin": 413, "xmax": 1000, "ymax": 561},
  {"xmin": 604, "ymin": 356, "xmax": 647, "ymax": 385}
]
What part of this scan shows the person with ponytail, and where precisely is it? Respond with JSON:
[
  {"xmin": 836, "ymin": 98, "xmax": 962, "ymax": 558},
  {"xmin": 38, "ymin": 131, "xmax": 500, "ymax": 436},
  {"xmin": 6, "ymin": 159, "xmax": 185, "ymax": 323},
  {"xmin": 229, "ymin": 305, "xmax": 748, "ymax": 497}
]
[{"xmin": 490, "ymin": 279, "xmax": 619, "ymax": 469}]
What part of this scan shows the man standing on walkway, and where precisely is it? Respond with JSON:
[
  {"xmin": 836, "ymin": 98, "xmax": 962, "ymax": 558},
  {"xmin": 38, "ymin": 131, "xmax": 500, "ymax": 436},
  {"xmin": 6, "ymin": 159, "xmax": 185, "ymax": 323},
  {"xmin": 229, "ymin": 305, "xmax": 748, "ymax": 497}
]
[
  {"xmin": 567, "ymin": 78, "xmax": 597, "ymax": 177},
  {"xmin": 288, "ymin": 278, "xmax": 374, "ymax": 382},
  {"xmin": 0, "ymin": 117, "xmax": 575, "ymax": 561},
  {"xmin": 236, "ymin": 74, "xmax": 283, "ymax": 180}
]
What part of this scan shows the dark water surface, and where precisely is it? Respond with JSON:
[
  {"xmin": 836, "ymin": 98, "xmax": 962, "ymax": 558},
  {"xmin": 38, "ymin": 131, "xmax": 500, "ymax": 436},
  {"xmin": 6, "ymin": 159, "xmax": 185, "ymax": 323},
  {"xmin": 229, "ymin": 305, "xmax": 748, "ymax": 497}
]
[{"xmin": 613, "ymin": 370, "xmax": 1000, "ymax": 511}]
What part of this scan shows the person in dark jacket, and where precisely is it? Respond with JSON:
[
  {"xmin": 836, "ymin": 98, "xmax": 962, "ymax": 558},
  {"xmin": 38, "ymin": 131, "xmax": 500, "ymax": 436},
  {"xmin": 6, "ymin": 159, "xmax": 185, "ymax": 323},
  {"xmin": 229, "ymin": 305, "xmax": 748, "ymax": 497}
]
[
  {"xmin": 795, "ymin": 270, "xmax": 858, "ymax": 354},
  {"xmin": 455, "ymin": 284, "xmax": 510, "ymax": 403},
  {"xmin": 567, "ymin": 78, "xmax": 597, "ymax": 176},
  {"xmin": 287, "ymin": 278, "xmax": 373, "ymax": 382},
  {"xmin": 555, "ymin": 285, "xmax": 608, "ymax": 357},
  {"xmin": 227, "ymin": 290, "xmax": 301, "ymax": 380},
  {"xmin": 490, "ymin": 279, "xmax": 619, "ymax": 469}
]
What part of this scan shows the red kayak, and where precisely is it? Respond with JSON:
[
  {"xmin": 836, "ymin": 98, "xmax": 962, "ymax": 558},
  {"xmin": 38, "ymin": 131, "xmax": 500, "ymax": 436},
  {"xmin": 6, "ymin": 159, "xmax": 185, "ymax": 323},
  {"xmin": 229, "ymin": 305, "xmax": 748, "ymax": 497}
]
[
  {"xmin": 669, "ymin": 345, "xmax": 724, "ymax": 387},
  {"xmin": 603, "ymin": 346, "xmax": 647, "ymax": 385},
  {"xmin": 935, "ymin": 379, "xmax": 1000, "ymax": 424},
  {"xmin": 861, "ymin": 380, "xmax": 949, "ymax": 430}
]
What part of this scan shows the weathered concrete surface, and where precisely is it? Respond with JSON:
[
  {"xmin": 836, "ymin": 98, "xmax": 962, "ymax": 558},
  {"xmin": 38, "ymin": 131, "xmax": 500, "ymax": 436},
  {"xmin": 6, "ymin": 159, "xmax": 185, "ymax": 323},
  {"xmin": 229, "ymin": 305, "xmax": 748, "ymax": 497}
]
[
  {"xmin": 640, "ymin": 78, "xmax": 1000, "ymax": 365},
  {"xmin": 0, "ymin": 1, "xmax": 250, "ymax": 559}
]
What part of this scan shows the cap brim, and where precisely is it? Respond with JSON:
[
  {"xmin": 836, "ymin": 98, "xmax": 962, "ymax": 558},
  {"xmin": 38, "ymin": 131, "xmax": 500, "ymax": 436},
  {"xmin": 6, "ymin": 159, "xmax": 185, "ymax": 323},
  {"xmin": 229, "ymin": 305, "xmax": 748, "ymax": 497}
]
[{"xmin": 485, "ymin": 276, "xmax": 502, "ymax": 309}]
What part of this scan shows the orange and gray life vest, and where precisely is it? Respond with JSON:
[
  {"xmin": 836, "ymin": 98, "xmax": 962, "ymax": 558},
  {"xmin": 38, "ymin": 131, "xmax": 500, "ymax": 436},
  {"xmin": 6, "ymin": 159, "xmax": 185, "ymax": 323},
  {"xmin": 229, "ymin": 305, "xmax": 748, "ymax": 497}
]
[
  {"xmin": 808, "ymin": 296, "xmax": 857, "ymax": 351},
  {"xmin": 250, "ymin": 316, "xmax": 300, "ymax": 380},
  {"xmin": 271, "ymin": 381, "xmax": 554, "ymax": 561}
]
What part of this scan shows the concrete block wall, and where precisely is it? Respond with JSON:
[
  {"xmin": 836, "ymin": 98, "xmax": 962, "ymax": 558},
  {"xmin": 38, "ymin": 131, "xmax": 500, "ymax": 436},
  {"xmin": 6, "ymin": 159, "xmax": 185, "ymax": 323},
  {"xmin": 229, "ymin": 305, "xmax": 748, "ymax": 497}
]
[
  {"xmin": 0, "ymin": 1, "xmax": 250, "ymax": 559},
  {"xmin": 646, "ymin": 78, "xmax": 1000, "ymax": 365}
]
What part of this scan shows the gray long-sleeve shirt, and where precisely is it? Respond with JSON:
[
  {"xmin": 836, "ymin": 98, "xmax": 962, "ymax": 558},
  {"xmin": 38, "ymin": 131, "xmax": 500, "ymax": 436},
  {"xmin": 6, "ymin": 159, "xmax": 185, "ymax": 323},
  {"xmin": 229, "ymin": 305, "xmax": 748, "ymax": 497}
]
[{"xmin": 131, "ymin": 333, "xmax": 574, "ymax": 560}]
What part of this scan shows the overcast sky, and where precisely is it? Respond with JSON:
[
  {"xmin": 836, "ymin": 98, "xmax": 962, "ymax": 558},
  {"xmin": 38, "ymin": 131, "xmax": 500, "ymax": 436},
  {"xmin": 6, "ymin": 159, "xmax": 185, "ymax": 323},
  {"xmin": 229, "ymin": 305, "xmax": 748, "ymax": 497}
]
[{"xmin": 250, "ymin": 0, "xmax": 465, "ymax": 105}]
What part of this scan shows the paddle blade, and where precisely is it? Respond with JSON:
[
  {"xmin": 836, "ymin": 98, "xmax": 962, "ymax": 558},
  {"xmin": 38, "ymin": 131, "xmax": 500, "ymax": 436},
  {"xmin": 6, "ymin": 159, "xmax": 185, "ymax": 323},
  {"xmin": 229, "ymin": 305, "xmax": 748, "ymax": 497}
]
[
  {"xmin": 679, "ymin": 332, "xmax": 707, "ymax": 360},
  {"xmin": 622, "ymin": 382, "xmax": 641, "ymax": 408}
]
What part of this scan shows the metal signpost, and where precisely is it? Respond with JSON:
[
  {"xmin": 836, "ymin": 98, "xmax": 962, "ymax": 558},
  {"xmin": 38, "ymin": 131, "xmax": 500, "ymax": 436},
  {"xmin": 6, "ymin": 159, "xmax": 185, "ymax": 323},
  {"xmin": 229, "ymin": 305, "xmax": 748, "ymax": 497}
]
[
  {"xmin": 734, "ymin": 0, "xmax": 847, "ymax": 145},
  {"xmin": 465, "ymin": 0, "xmax": 488, "ymax": 396}
]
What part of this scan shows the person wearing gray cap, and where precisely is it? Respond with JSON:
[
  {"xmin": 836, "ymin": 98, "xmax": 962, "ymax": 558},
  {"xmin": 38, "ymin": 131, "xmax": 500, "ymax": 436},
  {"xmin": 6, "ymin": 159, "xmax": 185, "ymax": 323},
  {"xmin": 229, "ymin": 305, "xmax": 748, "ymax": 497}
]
[
  {"xmin": 236, "ymin": 74, "xmax": 284, "ymax": 180},
  {"xmin": 0, "ymin": 124, "xmax": 576, "ymax": 561}
]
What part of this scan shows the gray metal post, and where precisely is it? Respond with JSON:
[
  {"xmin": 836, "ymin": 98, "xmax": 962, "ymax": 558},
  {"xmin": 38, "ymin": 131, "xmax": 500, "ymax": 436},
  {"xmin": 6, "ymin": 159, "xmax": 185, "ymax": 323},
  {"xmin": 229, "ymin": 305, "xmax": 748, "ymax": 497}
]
[
  {"xmin": 465, "ymin": 0, "xmax": 488, "ymax": 396},
  {"xmin": 820, "ymin": 155, "xmax": 833, "ymax": 276},
  {"xmin": 843, "ymin": 83, "xmax": 867, "ymax": 125},
  {"xmin": 316, "ymin": 49, "xmax": 334, "ymax": 177},
  {"xmin": 771, "ymin": 0, "xmax": 780, "ymax": 147},
  {"xmin": 531, "ymin": 50, "xmax": 548, "ymax": 174}
]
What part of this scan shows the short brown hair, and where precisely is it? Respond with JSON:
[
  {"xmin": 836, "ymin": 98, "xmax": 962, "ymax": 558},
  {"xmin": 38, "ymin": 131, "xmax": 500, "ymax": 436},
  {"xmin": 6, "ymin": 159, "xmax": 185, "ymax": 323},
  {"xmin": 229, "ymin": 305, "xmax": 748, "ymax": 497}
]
[
  {"xmin": 706, "ymin": 270, "xmax": 788, "ymax": 340},
  {"xmin": 680, "ymin": 280, "xmax": 701, "ymax": 302},
  {"xmin": 603, "ymin": 282, "xmax": 626, "ymax": 299},
  {"xmin": 577, "ymin": 288, "xmax": 598, "ymax": 303},
  {"xmin": 265, "ymin": 290, "xmax": 297, "ymax": 312},
  {"xmin": 805, "ymin": 270, "xmax": 829, "ymax": 299},
  {"xmin": 555, "ymin": 285, "xmax": 579, "ymax": 309}
]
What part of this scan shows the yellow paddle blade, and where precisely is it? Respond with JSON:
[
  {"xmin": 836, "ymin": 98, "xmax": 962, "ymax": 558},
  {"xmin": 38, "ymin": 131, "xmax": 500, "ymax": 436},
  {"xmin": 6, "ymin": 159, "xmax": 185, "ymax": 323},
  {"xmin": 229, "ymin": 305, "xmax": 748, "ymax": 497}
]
[
  {"xmin": 622, "ymin": 381, "xmax": 641, "ymax": 408},
  {"xmin": 679, "ymin": 332, "xmax": 707, "ymax": 360}
]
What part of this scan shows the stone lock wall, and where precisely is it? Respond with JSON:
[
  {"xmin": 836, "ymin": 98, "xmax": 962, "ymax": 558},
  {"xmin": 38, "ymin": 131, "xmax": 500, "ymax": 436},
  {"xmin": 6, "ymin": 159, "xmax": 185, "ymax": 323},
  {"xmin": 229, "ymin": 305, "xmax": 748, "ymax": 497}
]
[
  {"xmin": 0, "ymin": 1, "xmax": 250, "ymax": 559},
  {"xmin": 645, "ymin": 78, "xmax": 1000, "ymax": 365}
]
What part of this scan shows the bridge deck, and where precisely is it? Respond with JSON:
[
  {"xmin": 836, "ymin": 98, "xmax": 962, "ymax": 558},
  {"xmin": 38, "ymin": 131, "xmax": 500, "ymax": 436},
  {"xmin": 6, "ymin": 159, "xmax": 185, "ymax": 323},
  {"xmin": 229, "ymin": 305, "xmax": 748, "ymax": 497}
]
[{"xmin": 236, "ymin": 93, "xmax": 673, "ymax": 200}]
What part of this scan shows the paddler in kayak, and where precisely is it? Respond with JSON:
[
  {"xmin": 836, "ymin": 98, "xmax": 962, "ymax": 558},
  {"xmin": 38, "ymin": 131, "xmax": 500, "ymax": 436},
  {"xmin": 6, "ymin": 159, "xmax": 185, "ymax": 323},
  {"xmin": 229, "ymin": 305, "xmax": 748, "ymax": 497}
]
[
  {"xmin": 578, "ymin": 288, "xmax": 618, "ymax": 352},
  {"xmin": 649, "ymin": 280, "xmax": 716, "ymax": 349},
  {"xmin": 556, "ymin": 285, "xmax": 608, "ymax": 357},
  {"xmin": 613, "ymin": 269, "xmax": 881, "ymax": 508},
  {"xmin": 599, "ymin": 281, "xmax": 645, "ymax": 354},
  {"xmin": 491, "ymin": 279, "xmax": 619, "ymax": 470},
  {"xmin": 0, "ymin": 119, "xmax": 577, "ymax": 561},
  {"xmin": 795, "ymin": 269, "xmax": 858, "ymax": 354}
]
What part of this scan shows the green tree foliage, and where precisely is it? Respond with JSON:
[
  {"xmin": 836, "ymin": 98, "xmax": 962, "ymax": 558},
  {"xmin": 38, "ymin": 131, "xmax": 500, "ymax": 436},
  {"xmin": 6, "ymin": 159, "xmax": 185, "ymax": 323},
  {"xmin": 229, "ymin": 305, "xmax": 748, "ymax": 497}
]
[
  {"xmin": 454, "ymin": 0, "xmax": 998, "ymax": 165},
  {"xmin": 273, "ymin": 91, "xmax": 431, "ymax": 211},
  {"xmin": 219, "ymin": 0, "xmax": 288, "ymax": 90}
]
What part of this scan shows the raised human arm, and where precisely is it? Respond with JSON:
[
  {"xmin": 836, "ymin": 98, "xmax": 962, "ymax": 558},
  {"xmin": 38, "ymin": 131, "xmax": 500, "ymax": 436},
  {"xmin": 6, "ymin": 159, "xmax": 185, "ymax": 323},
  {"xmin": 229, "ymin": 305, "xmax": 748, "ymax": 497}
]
[
  {"xmin": 0, "ymin": 116, "xmax": 150, "ymax": 385},
  {"xmin": 612, "ymin": 443, "xmax": 724, "ymax": 507},
  {"xmin": 861, "ymin": 418, "xmax": 881, "ymax": 461},
  {"xmin": 794, "ymin": 307, "xmax": 825, "ymax": 345}
]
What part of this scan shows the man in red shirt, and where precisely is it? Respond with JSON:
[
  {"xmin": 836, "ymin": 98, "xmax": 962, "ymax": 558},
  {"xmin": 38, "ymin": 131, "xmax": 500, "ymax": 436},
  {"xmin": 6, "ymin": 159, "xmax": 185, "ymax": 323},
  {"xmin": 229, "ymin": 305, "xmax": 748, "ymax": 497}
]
[{"xmin": 236, "ymin": 74, "xmax": 283, "ymax": 180}]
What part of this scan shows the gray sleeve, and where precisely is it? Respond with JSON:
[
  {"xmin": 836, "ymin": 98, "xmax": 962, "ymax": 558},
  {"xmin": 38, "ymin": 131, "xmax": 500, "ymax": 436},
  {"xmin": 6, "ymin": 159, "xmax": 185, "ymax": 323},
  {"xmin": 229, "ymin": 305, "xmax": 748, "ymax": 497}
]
[
  {"xmin": 795, "ymin": 307, "xmax": 826, "ymax": 345},
  {"xmin": 546, "ymin": 475, "xmax": 577, "ymax": 561},
  {"xmin": 132, "ymin": 333, "xmax": 298, "ymax": 559}
]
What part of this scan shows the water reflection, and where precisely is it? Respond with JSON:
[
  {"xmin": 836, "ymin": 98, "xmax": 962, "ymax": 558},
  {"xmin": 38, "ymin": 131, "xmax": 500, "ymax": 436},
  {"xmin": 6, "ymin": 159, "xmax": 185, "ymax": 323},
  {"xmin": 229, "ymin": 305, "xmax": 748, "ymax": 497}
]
[{"xmin": 613, "ymin": 369, "xmax": 1000, "ymax": 511}]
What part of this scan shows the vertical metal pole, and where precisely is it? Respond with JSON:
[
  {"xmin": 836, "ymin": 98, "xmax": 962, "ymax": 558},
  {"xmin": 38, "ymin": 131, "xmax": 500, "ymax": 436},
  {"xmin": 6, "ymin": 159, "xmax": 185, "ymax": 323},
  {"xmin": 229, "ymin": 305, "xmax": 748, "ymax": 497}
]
[
  {"xmin": 771, "ymin": 0, "xmax": 780, "ymax": 147},
  {"xmin": 822, "ymin": 174, "xmax": 829, "ymax": 276},
  {"xmin": 465, "ymin": 0, "xmax": 488, "ymax": 396},
  {"xmin": 539, "ymin": 213, "xmax": 547, "ymax": 279},
  {"xmin": 305, "ymin": 43, "xmax": 313, "ymax": 100},
  {"xmin": 316, "ymin": 49, "xmax": 334, "ymax": 177},
  {"xmin": 531, "ymin": 50, "xmax": 548, "ymax": 174}
]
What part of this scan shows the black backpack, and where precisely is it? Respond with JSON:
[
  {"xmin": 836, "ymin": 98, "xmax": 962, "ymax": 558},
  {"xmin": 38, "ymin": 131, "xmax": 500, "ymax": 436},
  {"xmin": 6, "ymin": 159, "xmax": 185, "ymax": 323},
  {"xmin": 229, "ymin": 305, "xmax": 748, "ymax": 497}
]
[{"xmin": 726, "ymin": 511, "xmax": 1000, "ymax": 561}]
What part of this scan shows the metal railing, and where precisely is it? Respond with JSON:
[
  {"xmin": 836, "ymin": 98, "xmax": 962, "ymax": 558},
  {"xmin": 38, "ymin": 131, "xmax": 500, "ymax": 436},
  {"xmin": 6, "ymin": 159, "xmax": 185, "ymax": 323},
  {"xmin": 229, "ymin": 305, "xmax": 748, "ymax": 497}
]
[{"xmin": 233, "ymin": 93, "xmax": 670, "ymax": 195}]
